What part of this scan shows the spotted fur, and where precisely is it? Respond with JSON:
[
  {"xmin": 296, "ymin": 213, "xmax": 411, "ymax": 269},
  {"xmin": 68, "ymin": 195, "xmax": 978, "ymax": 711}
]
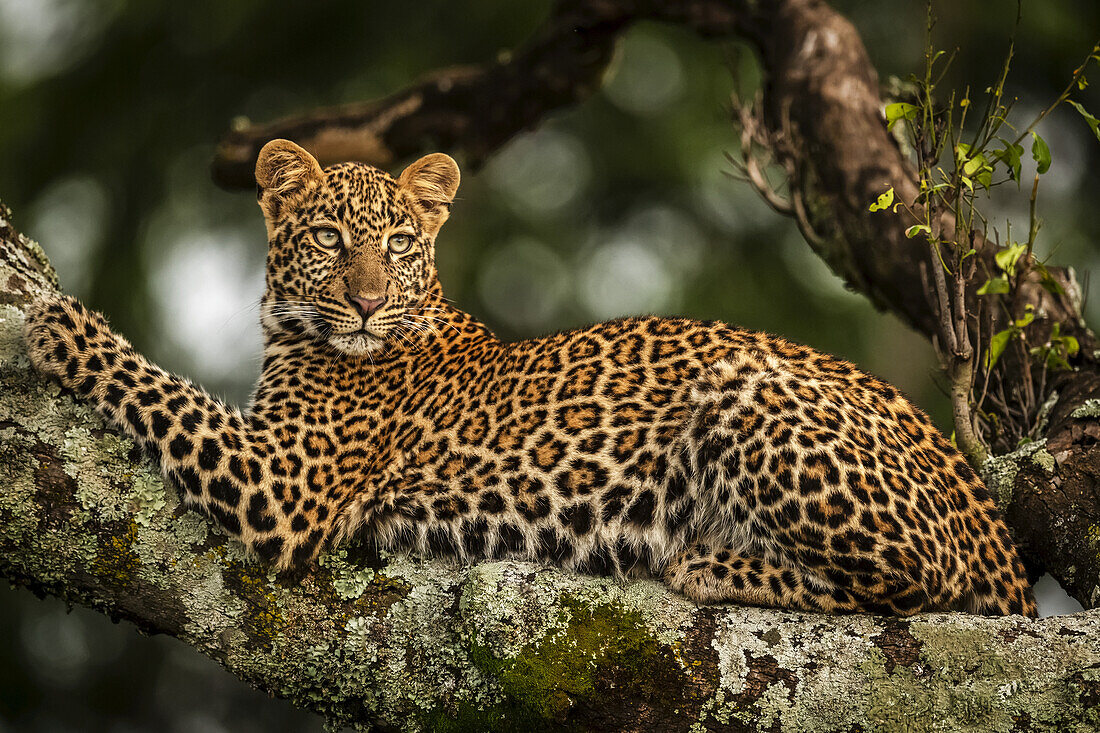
[{"xmin": 23, "ymin": 140, "xmax": 1036, "ymax": 616}]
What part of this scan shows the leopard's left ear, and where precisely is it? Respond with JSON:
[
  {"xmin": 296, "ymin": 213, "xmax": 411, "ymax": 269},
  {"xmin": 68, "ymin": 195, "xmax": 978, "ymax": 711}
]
[
  {"xmin": 398, "ymin": 153, "xmax": 460, "ymax": 236},
  {"xmin": 255, "ymin": 139, "xmax": 324, "ymax": 219}
]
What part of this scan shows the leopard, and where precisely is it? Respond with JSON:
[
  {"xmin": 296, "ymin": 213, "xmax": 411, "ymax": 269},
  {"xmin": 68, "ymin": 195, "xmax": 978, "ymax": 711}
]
[{"xmin": 24, "ymin": 138, "xmax": 1036, "ymax": 616}]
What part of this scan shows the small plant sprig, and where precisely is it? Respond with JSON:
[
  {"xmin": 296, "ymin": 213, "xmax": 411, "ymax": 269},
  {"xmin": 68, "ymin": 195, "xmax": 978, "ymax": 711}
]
[{"xmin": 872, "ymin": 2, "xmax": 1099, "ymax": 462}]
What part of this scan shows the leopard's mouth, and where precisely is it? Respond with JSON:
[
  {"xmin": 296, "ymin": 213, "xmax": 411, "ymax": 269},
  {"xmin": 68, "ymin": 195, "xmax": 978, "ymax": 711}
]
[
  {"xmin": 261, "ymin": 297, "xmax": 399, "ymax": 356},
  {"xmin": 328, "ymin": 329, "xmax": 388, "ymax": 356}
]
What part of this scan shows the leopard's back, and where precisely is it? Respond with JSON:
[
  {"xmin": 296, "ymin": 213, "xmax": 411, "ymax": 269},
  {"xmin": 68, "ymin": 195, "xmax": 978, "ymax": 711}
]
[{"xmin": 332, "ymin": 312, "xmax": 1034, "ymax": 616}]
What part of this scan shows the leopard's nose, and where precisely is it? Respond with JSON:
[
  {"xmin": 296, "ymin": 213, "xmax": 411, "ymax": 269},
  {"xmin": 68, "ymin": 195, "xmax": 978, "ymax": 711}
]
[{"xmin": 347, "ymin": 293, "xmax": 387, "ymax": 317}]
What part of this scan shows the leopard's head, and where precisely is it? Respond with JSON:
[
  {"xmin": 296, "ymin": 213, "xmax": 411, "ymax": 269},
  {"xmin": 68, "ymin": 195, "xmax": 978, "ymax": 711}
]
[{"xmin": 254, "ymin": 139, "xmax": 459, "ymax": 356}]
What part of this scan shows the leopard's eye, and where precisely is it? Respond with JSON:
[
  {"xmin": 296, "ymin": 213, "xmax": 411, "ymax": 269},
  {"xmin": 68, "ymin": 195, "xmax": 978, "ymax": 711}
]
[
  {"xmin": 311, "ymin": 227, "xmax": 342, "ymax": 251},
  {"xmin": 387, "ymin": 233, "xmax": 414, "ymax": 255}
]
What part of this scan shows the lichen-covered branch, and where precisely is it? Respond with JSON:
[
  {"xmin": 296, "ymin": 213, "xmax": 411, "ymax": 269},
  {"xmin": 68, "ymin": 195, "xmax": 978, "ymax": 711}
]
[{"xmin": 4, "ymin": 210, "xmax": 1100, "ymax": 729}]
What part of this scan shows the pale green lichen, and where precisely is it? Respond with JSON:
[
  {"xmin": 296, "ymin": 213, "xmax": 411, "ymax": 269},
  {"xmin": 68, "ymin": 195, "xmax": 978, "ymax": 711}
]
[
  {"xmin": 0, "ymin": 304, "xmax": 33, "ymax": 369},
  {"xmin": 318, "ymin": 547, "xmax": 376, "ymax": 600},
  {"xmin": 1031, "ymin": 448, "xmax": 1057, "ymax": 473},
  {"xmin": 130, "ymin": 467, "xmax": 167, "ymax": 526},
  {"xmin": 904, "ymin": 615, "xmax": 1099, "ymax": 731},
  {"xmin": 460, "ymin": 561, "xmax": 696, "ymax": 661},
  {"xmin": 1032, "ymin": 389, "xmax": 1060, "ymax": 437},
  {"xmin": 464, "ymin": 595, "xmax": 687, "ymax": 727},
  {"xmin": 981, "ymin": 439, "xmax": 1048, "ymax": 509},
  {"xmin": 64, "ymin": 427, "xmax": 136, "ymax": 521},
  {"xmin": 250, "ymin": 556, "xmax": 700, "ymax": 731},
  {"xmin": 696, "ymin": 609, "xmax": 1100, "ymax": 732},
  {"xmin": 178, "ymin": 561, "xmax": 249, "ymax": 642},
  {"xmin": 0, "ymin": 205, "xmax": 59, "ymax": 289},
  {"xmin": 704, "ymin": 606, "xmax": 881, "ymax": 730},
  {"xmin": 0, "ymin": 429, "xmax": 44, "ymax": 545},
  {"xmin": 1071, "ymin": 398, "xmax": 1100, "ymax": 420}
]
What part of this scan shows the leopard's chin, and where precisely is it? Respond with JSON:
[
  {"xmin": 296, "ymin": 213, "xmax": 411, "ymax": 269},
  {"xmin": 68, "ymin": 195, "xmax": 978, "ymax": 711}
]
[{"xmin": 329, "ymin": 331, "xmax": 388, "ymax": 357}]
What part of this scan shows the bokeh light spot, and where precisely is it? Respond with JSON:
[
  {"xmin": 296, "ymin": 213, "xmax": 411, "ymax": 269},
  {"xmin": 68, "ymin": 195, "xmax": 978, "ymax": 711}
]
[
  {"xmin": 604, "ymin": 27, "xmax": 685, "ymax": 116},
  {"xmin": 478, "ymin": 237, "xmax": 570, "ymax": 331},
  {"xmin": 486, "ymin": 128, "xmax": 591, "ymax": 216}
]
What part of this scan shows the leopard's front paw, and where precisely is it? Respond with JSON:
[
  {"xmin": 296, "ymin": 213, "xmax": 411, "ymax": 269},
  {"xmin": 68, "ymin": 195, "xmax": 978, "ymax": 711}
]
[{"xmin": 23, "ymin": 294, "xmax": 115, "ymax": 389}]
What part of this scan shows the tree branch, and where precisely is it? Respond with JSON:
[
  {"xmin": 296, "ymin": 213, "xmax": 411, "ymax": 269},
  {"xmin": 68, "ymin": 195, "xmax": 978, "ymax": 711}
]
[
  {"xmin": 210, "ymin": 0, "xmax": 638, "ymax": 188},
  {"xmin": 4, "ymin": 202, "xmax": 1100, "ymax": 729},
  {"xmin": 210, "ymin": 0, "xmax": 755, "ymax": 187}
]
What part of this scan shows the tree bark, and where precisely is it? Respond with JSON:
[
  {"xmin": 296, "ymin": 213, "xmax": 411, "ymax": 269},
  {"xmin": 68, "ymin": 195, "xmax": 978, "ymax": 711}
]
[{"xmin": 2, "ymin": 206, "xmax": 1100, "ymax": 728}]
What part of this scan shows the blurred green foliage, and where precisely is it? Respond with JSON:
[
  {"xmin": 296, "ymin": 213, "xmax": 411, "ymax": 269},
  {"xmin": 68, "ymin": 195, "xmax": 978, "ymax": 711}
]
[{"xmin": 0, "ymin": 0, "xmax": 1097, "ymax": 729}]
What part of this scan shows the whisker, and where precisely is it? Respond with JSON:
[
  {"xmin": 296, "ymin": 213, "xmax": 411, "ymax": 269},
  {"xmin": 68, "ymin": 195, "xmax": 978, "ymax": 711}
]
[
  {"xmin": 216, "ymin": 298, "xmax": 265, "ymax": 335},
  {"xmin": 406, "ymin": 313, "xmax": 461, "ymax": 337},
  {"xmin": 392, "ymin": 325, "xmax": 417, "ymax": 351},
  {"xmin": 411, "ymin": 288, "xmax": 455, "ymax": 304}
]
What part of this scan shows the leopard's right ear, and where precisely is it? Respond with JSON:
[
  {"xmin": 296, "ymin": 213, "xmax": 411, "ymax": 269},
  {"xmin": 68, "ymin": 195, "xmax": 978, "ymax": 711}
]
[{"xmin": 255, "ymin": 139, "xmax": 323, "ymax": 218}]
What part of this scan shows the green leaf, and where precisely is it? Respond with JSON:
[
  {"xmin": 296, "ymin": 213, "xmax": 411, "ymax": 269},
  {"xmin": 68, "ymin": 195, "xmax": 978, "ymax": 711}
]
[
  {"xmin": 962, "ymin": 153, "xmax": 986, "ymax": 177},
  {"xmin": 994, "ymin": 243, "xmax": 1027, "ymax": 276},
  {"xmin": 1048, "ymin": 323, "xmax": 1081, "ymax": 359},
  {"xmin": 1067, "ymin": 100, "xmax": 1100, "ymax": 143},
  {"xmin": 1038, "ymin": 266, "xmax": 1066, "ymax": 295},
  {"xmin": 1040, "ymin": 279, "xmax": 1065, "ymax": 295},
  {"xmin": 1014, "ymin": 309, "xmax": 1035, "ymax": 329},
  {"xmin": 1031, "ymin": 345, "xmax": 1071, "ymax": 371},
  {"xmin": 885, "ymin": 103, "xmax": 918, "ymax": 132},
  {"xmin": 922, "ymin": 181, "xmax": 951, "ymax": 195},
  {"xmin": 977, "ymin": 277, "xmax": 1010, "ymax": 295},
  {"xmin": 1031, "ymin": 131, "xmax": 1051, "ymax": 174},
  {"xmin": 904, "ymin": 224, "xmax": 931, "ymax": 239},
  {"xmin": 1049, "ymin": 353, "xmax": 1072, "ymax": 371},
  {"xmin": 869, "ymin": 187, "xmax": 895, "ymax": 212},
  {"xmin": 993, "ymin": 140, "xmax": 1024, "ymax": 182},
  {"xmin": 986, "ymin": 328, "xmax": 1015, "ymax": 369}
]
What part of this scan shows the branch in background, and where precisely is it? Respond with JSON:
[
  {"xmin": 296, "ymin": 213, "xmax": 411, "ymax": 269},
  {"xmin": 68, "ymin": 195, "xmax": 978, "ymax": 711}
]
[
  {"xmin": 210, "ymin": 0, "xmax": 756, "ymax": 187},
  {"xmin": 210, "ymin": 0, "xmax": 637, "ymax": 188},
  {"xmin": 3, "ymin": 202, "xmax": 1100, "ymax": 732}
]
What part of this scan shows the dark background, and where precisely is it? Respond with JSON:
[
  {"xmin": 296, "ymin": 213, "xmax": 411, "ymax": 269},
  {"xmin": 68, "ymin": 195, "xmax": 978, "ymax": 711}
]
[{"xmin": 0, "ymin": 1, "xmax": 1097, "ymax": 729}]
